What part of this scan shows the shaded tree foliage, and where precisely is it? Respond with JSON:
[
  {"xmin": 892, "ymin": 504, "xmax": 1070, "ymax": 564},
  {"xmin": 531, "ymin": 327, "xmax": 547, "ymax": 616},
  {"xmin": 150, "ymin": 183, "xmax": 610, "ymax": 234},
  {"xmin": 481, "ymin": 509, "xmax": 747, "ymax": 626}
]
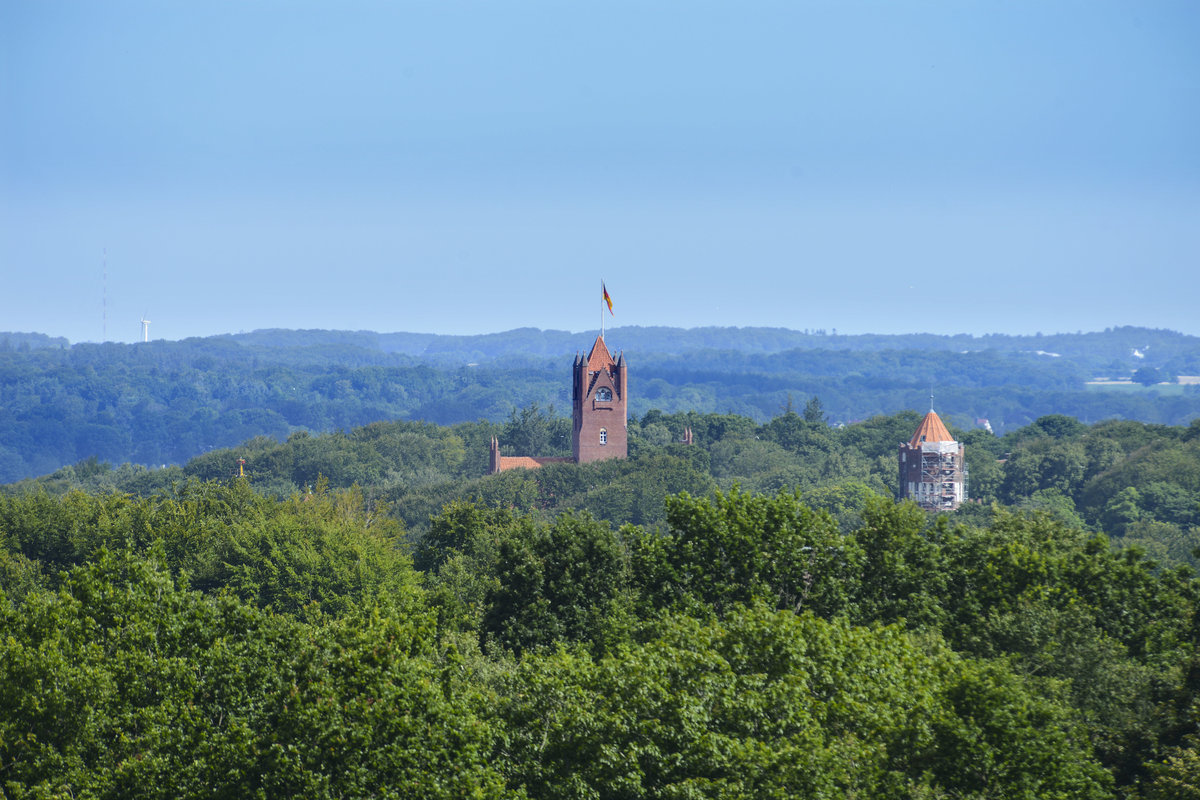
[{"xmin": 0, "ymin": 550, "xmax": 505, "ymax": 799}]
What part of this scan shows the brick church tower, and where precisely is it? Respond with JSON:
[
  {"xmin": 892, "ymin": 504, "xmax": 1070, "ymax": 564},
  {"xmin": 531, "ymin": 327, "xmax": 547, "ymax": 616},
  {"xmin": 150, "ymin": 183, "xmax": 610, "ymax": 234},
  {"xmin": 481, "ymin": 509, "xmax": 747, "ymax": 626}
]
[{"xmin": 572, "ymin": 334, "xmax": 627, "ymax": 463}]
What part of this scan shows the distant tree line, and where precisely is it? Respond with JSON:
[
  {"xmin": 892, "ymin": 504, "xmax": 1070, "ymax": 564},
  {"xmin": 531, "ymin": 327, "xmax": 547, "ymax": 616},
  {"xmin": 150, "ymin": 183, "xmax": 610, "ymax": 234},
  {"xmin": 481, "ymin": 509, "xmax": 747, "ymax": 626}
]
[{"xmin": 1, "ymin": 325, "xmax": 1198, "ymax": 482}]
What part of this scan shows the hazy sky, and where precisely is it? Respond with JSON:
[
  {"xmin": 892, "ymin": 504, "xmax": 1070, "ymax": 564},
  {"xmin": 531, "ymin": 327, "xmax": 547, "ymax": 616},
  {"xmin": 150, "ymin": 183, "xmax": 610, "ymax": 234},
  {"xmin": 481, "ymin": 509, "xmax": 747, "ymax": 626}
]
[{"xmin": 3, "ymin": 1, "xmax": 1198, "ymax": 344}]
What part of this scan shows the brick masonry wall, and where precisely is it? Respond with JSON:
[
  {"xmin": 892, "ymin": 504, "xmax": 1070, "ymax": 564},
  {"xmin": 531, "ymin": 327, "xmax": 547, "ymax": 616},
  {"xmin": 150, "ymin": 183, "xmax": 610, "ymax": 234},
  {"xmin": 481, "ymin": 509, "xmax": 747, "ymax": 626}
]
[{"xmin": 573, "ymin": 348, "xmax": 627, "ymax": 463}]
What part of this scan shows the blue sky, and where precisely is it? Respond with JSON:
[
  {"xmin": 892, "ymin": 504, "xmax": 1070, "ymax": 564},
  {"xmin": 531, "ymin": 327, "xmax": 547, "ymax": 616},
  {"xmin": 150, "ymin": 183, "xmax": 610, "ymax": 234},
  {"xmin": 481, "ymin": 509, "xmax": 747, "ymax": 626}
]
[{"xmin": 2, "ymin": 0, "xmax": 1197, "ymax": 343}]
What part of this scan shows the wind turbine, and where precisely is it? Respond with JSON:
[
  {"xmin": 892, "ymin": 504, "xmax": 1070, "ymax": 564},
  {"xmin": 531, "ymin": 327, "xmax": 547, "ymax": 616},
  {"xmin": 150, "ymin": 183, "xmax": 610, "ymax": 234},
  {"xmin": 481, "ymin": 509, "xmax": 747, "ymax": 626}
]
[{"xmin": 140, "ymin": 313, "xmax": 151, "ymax": 343}]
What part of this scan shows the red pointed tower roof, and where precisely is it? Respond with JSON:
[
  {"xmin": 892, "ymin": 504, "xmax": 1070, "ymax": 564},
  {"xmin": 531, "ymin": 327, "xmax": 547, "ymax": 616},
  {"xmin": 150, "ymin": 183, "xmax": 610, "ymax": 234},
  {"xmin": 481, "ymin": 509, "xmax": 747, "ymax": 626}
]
[
  {"xmin": 586, "ymin": 334, "xmax": 617, "ymax": 372},
  {"xmin": 908, "ymin": 410, "xmax": 955, "ymax": 447}
]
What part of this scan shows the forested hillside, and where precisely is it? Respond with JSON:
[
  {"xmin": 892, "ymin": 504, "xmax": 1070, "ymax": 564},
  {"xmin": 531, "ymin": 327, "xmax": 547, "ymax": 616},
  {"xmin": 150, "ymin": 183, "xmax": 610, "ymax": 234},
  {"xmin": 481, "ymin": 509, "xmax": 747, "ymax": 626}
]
[
  {"xmin": 5, "ymin": 372, "xmax": 1200, "ymax": 796},
  {"xmin": 1, "ymin": 325, "xmax": 1197, "ymax": 482},
  {"xmin": 3, "ymin": 452, "xmax": 1200, "ymax": 796},
  {"xmin": 11, "ymin": 407, "xmax": 1200, "ymax": 569}
]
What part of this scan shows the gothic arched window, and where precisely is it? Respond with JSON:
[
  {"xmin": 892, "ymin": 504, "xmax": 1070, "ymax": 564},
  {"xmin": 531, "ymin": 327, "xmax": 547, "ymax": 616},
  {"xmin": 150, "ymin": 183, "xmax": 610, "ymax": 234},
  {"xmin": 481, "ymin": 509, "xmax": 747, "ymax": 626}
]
[
  {"xmin": 599, "ymin": 428, "xmax": 608, "ymax": 445},
  {"xmin": 596, "ymin": 387, "xmax": 613, "ymax": 402}
]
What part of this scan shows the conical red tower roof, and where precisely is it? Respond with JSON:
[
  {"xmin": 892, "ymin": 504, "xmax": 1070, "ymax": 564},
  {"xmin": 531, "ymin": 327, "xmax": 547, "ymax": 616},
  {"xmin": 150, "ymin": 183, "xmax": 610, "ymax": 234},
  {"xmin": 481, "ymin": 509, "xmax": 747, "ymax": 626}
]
[{"xmin": 908, "ymin": 410, "xmax": 955, "ymax": 447}]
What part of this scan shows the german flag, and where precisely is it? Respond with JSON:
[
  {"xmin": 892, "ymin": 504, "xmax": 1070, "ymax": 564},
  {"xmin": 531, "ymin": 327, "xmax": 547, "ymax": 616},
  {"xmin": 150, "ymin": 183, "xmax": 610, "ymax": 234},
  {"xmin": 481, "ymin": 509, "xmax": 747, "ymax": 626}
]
[{"xmin": 603, "ymin": 282, "xmax": 613, "ymax": 315}]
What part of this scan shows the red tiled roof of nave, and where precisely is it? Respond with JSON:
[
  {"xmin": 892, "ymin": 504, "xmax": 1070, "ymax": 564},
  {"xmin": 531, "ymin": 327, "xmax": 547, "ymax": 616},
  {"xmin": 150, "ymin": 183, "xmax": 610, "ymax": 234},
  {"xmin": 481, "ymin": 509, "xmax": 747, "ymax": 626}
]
[
  {"xmin": 495, "ymin": 456, "xmax": 572, "ymax": 472},
  {"xmin": 497, "ymin": 456, "xmax": 546, "ymax": 471},
  {"xmin": 908, "ymin": 410, "xmax": 955, "ymax": 447}
]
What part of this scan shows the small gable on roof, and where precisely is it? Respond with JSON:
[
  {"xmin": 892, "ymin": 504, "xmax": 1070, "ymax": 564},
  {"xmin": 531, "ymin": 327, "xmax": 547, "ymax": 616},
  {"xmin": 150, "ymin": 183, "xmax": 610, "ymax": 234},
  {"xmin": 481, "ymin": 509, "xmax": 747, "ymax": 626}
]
[{"xmin": 908, "ymin": 410, "xmax": 955, "ymax": 447}]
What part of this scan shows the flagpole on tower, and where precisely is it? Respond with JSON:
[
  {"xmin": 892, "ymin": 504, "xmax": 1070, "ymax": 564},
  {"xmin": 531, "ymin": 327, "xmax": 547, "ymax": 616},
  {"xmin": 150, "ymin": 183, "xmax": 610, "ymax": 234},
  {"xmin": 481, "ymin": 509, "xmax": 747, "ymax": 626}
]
[{"xmin": 601, "ymin": 281, "xmax": 613, "ymax": 340}]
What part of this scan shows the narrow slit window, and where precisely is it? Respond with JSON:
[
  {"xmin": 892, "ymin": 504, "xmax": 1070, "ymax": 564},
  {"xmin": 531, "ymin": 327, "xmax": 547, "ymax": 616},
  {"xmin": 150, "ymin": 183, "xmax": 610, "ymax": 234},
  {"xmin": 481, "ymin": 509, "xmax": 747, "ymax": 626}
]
[{"xmin": 599, "ymin": 428, "xmax": 608, "ymax": 445}]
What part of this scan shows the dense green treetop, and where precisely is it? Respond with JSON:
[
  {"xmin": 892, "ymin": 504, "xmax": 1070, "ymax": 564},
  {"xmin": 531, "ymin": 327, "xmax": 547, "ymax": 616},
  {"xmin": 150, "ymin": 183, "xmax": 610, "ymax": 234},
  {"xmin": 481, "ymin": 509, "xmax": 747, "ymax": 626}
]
[
  {"xmin": 6, "ymin": 478, "xmax": 1197, "ymax": 796},
  {"xmin": 0, "ymin": 549, "xmax": 506, "ymax": 799}
]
